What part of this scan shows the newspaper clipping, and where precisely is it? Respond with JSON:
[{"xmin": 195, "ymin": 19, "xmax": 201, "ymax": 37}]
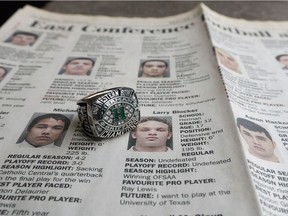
[{"xmin": 0, "ymin": 3, "xmax": 287, "ymax": 216}]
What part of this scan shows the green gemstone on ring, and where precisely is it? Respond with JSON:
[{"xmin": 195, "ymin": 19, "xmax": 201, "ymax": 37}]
[{"xmin": 113, "ymin": 106, "xmax": 126, "ymax": 122}]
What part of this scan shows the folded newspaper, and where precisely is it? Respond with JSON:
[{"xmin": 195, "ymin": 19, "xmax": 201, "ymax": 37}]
[{"xmin": 0, "ymin": 3, "xmax": 287, "ymax": 216}]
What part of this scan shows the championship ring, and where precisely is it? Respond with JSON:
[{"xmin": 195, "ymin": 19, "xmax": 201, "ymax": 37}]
[{"xmin": 77, "ymin": 87, "xmax": 140, "ymax": 139}]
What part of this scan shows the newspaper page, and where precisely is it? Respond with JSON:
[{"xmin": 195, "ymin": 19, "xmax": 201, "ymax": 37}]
[
  {"xmin": 0, "ymin": 4, "xmax": 261, "ymax": 216},
  {"xmin": 202, "ymin": 4, "xmax": 288, "ymax": 216}
]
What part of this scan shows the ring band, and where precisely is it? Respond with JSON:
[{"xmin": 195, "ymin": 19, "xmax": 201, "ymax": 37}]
[{"xmin": 77, "ymin": 87, "xmax": 140, "ymax": 139}]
